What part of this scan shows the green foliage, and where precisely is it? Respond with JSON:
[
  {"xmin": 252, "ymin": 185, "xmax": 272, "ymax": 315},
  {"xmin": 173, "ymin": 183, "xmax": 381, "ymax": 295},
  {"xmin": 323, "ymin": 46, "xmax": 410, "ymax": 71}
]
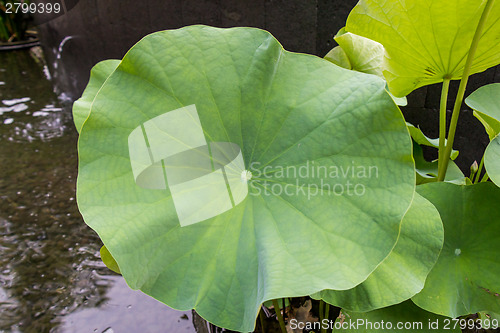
[
  {"xmin": 466, "ymin": 83, "xmax": 500, "ymax": 140},
  {"xmin": 74, "ymin": 26, "xmax": 415, "ymax": 331},
  {"xmin": 100, "ymin": 245, "xmax": 120, "ymax": 274},
  {"xmin": 466, "ymin": 83, "xmax": 500, "ymax": 187},
  {"xmin": 413, "ymin": 143, "xmax": 466, "ymax": 185},
  {"xmin": 484, "ymin": 135, "xmax": 500, "ymax": 187},
  {"xmin": 335, "ymin": 0, "xmax": 500, "ymax": 330},
  {"xmin": 325, "ymin": 28, "xmax": 384, "ymax": 78},
  {"xmin": 324, "ymin": 27, "xmax": 407, "ymax": 106},
  {"xmin": 315, "ymin": 193, "xmax": 443, "ymax": 312},
  {"xmin": 413, "ymin": 182, "xmax": 500, "ymax": 318},
  {"xmin": 73, "ymin": 0, "xmax": 500, "ymax": 330},
  {"xmin": 338, "ymin": 301, "xmax": 461, "ymax": 333},
  {"xmin": 345, "ymin": 0, "xmax": 500, "ymax": 97},
  {"xmin": 407, "ymin": 123, "xmax": 458, "ymax": 160}
]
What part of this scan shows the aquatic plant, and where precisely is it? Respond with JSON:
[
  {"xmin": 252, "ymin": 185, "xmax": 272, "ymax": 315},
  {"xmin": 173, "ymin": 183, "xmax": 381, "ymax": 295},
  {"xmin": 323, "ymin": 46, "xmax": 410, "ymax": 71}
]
[{"xmin": 73, "ymin": 0, "xmax": 500, "ymax": 331}]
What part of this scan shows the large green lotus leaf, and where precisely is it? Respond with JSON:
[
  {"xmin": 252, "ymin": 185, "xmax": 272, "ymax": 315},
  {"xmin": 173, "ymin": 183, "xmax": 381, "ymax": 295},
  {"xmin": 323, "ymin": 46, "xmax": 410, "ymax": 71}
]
[
  {"xmin": 337, "ymin": 301, "xmax": 460, "ymax": 333},
  {"xmin": 72, "ymin": 59, "xmax": 120, "ymax": 133},
  {"xmin": 76, "ymin": 26, "xmax": 415, "ymax": 332},
  {"xmin": 413, "ymin": 182, "xmax": 500, "ymax": 318},
  {"xmin": 316, "ymin": 192, "xmax": 443, "ymax": 312},
  {"xmin": 346, "ymin": 0, "xmax": 500, "ymax": 97},
  {"xmin": 466, "ymin": 83, "xmax": 500, "ymax": 140}
]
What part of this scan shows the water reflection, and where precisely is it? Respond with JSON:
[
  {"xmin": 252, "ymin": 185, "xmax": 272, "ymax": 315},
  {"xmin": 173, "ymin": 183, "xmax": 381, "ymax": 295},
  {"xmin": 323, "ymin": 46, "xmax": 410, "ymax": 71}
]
[{"xmin": 0, "ymin": 49, "xmax": 196, "ymax": 332}]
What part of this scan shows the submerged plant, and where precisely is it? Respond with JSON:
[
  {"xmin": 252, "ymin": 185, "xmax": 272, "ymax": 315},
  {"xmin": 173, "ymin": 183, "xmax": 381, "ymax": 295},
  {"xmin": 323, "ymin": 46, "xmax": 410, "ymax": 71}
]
[{"xmin": 73, "ymin": 0, "xmax": 500, "ymax": 332}]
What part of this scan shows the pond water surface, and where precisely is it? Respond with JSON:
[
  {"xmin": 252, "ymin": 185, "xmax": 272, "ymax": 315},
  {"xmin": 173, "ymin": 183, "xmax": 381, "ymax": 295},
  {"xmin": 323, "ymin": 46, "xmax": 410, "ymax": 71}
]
[{"xmin": 0, "ymin": 49, "xmax": 197, "ymax": 333}]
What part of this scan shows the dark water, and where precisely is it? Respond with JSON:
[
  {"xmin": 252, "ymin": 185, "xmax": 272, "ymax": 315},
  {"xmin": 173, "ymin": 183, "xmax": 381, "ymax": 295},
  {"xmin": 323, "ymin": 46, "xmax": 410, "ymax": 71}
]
[{"xmin": 0, "ymin": 49, "xmax": 196, "ymax": 333}]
